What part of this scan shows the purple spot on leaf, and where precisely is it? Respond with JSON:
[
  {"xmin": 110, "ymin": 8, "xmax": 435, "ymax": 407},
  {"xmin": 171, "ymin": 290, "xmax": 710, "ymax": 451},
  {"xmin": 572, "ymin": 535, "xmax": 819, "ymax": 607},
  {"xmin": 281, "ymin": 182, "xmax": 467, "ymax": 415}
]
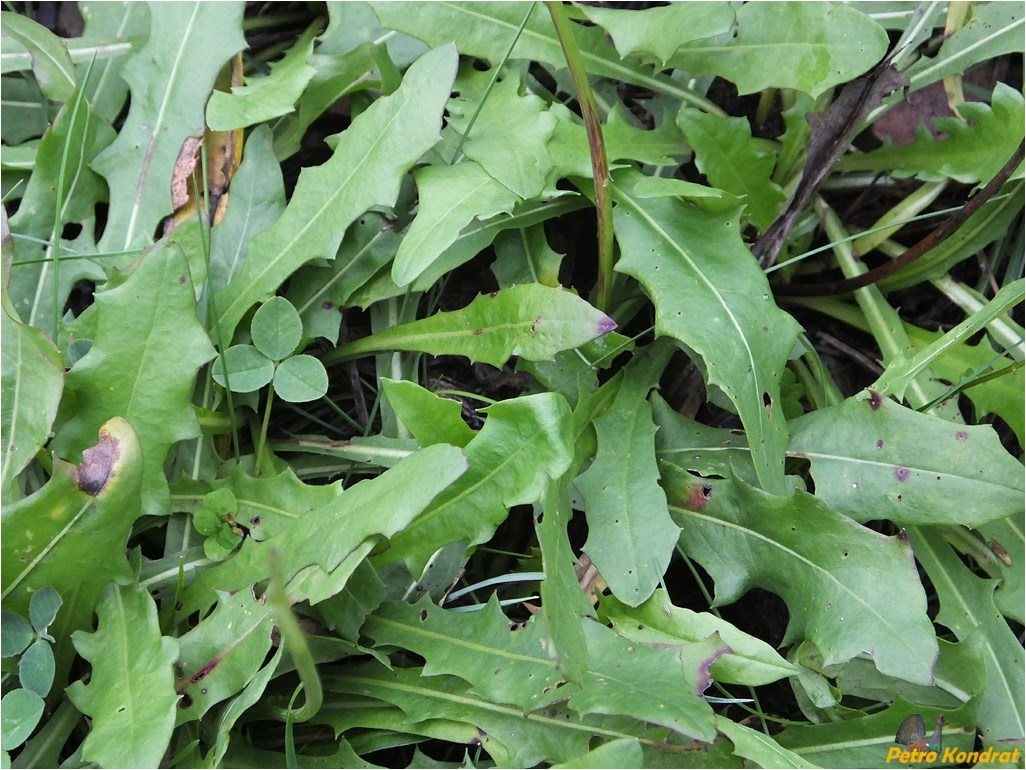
[
  {"xmin": 876, "ymin": 439, "xmax": 884, "ymax": 449},
  {"xmin": 597, "ymin": 314, "xmax": 617, "ymax": 335},
  {"xmin": 955, "ymin": 431, "xmax": 968, "ymax": 442},
  {"xmin": 694, "ymin": 640, "xmax": 733, "ymax": 695},
  {"xmin": 895, "ymin": 466, "xmax": 910, "ymax": 482},
  {"xmin": 77, "ymin": 429, "xmax": 121, "ymax": 495}
]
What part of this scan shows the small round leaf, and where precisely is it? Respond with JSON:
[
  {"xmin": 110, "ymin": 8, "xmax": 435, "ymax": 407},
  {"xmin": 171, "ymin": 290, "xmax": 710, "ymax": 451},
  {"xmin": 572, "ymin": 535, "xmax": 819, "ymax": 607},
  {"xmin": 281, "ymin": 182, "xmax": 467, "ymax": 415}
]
[
  {"xmin": 28, "ymin": 587, "xmax": 62, "ymax": 637},
  {"xmin": 273, "ymin": 355, "xmax": 328, "ymax": 403},
  {"xmin": 211, "ymin": 345, "xmax": 274, "ymax": 393},
  {"xmin": 251, "ymin": 297, "xmax": 303, "ymax": 360},
  {"xmin": 1, "ymin": 689, "xmax": 44, "ymax": 751},
  {"xmin": 0, "ymin": 613, "xmax": 32, "ymax": 658},
  {"xmin": 18, "ymin": 640, "xmax": 54, "ymax": 697}
]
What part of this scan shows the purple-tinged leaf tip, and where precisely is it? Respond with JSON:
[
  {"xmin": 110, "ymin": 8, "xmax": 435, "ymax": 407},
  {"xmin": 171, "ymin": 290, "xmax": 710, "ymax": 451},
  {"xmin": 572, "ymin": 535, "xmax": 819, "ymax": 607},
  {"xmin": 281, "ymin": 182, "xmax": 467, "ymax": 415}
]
[{"xmin": 597, "ymin": 314, "xmax": 618, "ymax": 335}]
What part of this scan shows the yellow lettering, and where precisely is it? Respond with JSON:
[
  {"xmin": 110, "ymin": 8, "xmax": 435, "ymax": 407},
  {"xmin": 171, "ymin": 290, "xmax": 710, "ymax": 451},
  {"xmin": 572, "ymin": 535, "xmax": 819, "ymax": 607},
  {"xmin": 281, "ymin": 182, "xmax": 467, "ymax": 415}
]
[{"xmin": 885, "ymin": 747, "xmax": 903, "ymax": 762}]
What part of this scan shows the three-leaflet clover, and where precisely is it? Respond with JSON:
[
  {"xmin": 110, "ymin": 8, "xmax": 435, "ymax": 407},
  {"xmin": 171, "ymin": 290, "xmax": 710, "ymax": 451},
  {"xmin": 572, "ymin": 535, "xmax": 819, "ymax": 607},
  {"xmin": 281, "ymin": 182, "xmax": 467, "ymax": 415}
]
[{"xmin": 211, "ymin": 296, "xmax": 328, "ymax": 403}]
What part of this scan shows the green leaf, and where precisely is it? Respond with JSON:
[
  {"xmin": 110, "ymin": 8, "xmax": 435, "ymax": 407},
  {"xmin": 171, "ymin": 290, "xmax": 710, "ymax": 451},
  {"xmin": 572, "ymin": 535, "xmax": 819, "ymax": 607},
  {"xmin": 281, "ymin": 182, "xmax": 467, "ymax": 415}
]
[
  {"xmin": 178, "ymin": 443, "xmax": 468, "ymax": 615},
  {"xmin": 551, "ymin": 738, "xmax": 643, "ymax": 770},
  {"xmin": 192, "ymin": 487, "xmax": 238, "ymax": 535},
  {"xmin": 570, "ymin": 620, "xmax": 725, "ymax": 741},
  {"xmin": 76, "ymin": 2, "xmax": 150, "ymax": 123},
  {"xmin": 0, "ymin": 689, "xmax": 43, "ymax": 752},
  {"xmin": 271, "ymin": 42, "xmax": 380, "ymax": 160},
  {"xmin": 454, "ymin": 71, "xmax": 556, "ymax": 198},
  {"xmin": 53, "ymin": 242, "xmax": 216, "ymax": 516},
  {"xmin": 331, "ymin": 284, "xmax": 616, "ymax": 368},
  {"xmin": 0, "ymin": 13, "xmax": 76, "ymax": 100},
  {"xmin": 2, "ymin": 418, "xmax": 142, "ymax": 689},
  {"xmin": 251, "ymin": 297, "xmax": 303, "ymax": 361},
  {"xmin": 577, "ymin": 342, "xmax": 679, "ymax": 606},
  {"xmin": 612, "ymin": 170, "xmax": 801, "ymax": 494},
  {"xmin": 350, "ymin": 198, "xmax": 589, "ymax": 306},
  {"xmin": 378, "ymin": 393, "xmax": 573, "ymax": 574},
  {"xmin": 775, "ymin": 699, "xmax": 976, "ymax": 767},
  {"xmin": 206, "ymin": 644, "xmax": 285, "ymax": 768},
  {"xmin": 206, "ymin": 25, "xmax": 318, "ymax": 131},
  {"xmin": 92, "ymin": 1, "xmax": 246, "ymax": 250},
  {"xmin": 981, "ymin": 517, "xmax": 1024, "ymax": 623},
  {"xmin": 17, "ymin": 640, "xmax": 54, "ymax": 698},
  {"xmin": 286, "ymin": 211, "xmax": 401, "ymax": 343},
  {"xmin": 669, "ymin": 2, "xmax": 888, "ymax": 98},
  {"xmin": 213, "ymin": 43, "xmax": 458, "ymax": 342},
  {"xmin": 7, "ymin": 78, "xmax": 115, "ymax": 338},
  {"xmin": 904, "ymin": 2, "xmax": 1024, "ymax": 93},
  {"xmin": 211, "ymin": 345, "xmax": 274, "ymax": 393},
  {"xmin": 326, "ymin": 663, "xmax": 698, "ymax": 768},
  {"xmin": 547, "ymin": 102, "xmax": 689, "ymax": 180},
  {"xmin": 381, "ymin": 378, "xmax": 476, "ymax": 448},
  {"xmin": 651, "ymin": 393, "xmax": 758, "ymax": 484},
  {"xmin": 789, "ymin": 396, "xmax": 1023, "ymax": 528},
  {"xmin": 67, "ymin": 583, "xmax": 180, "ymax": 768},
  {"xmin": 907, "ymin": 528, "xmax": 1025, "ymax": 741},
  {"xmin": 362, "ymin": 598, "xmax": 566, "ymax": 711},
  {"xmin": 273, "ymin": 354, "xmax": 328, "ymax": 403},
  {"xmin": 840, "ymin": 83, "xmax": 1025, "ymax": 183},
  {"xmin": 191, "ymin": 488, "xmax": 244, "ymax": 561},
  {"xmin": 0, "ymin": 612, "xmax": 32, "ymax": 658},
  {"xmin": 661, "ymin": 465, "xmax": 939, "ymax": 684},
  {"xmin": 0, "ymin": 76, "xmax": 48, "ymax": 145},
  {"xmin": 368, "ymin": 1, "xmax": 719, "ymax": 109},
  {"xmin": 716, "ymin": 718, "xmax": 818, "ymax": 769},
  {"xmin": 677, "ymin": 107, "xmax": 785, "ymax": 230},
  {"xmin": 208, "ymin": 126, "xmax": 286, "ymax": 295},
  {"xmin": 578, "ymin": 3, "xmax": 734, "ymax": 65},
  {"xmin": 491, "ymin": 223, "xmax": 564, "ymax": 288},
  {"xmin": 601, "ymin": 589, "xmax": 797, "ymax": 687},
  {"xmin": 28, "ymin": 586, "xmax": 61, "ymax": 637},
  {"xmin": 818, "ymin": 636, "xmax": 984, "ymax": 712},
  {"xmin": 1, "ymin": 305, "xmax": 63, "ymax": 501},
  {"xmin": 174, "ymin": 588, "xmax": 275, "ymax": 725},
  {"xmin": 537, "ymin": 478, "xmax": 593, "ymax": 682},
  {"xmin": 392, "ymin": 160, "xmax": 519, "ymax": 287},
  {"xmin": 905, "ymin": 324, "xmax": 1024, "ymax": 447}
]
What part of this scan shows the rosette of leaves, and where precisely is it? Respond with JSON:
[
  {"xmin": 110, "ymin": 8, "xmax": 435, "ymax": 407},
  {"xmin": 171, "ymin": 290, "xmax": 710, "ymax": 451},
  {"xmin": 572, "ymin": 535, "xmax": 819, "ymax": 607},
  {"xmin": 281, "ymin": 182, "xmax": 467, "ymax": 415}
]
[
  {"xmin": 1, "ymin": 587, "xmax": 62, "ymax": 755},
  {"xmin": 211, "ymin": 296, "xmax": 328, "ymax": 403}
]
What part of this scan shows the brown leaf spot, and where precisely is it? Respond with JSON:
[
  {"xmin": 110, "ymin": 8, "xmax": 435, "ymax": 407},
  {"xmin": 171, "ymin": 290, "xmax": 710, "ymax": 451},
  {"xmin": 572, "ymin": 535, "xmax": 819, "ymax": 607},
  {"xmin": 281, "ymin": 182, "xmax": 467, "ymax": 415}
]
[
  {"xmin": 170, "ymin": 136, "xmax": 203, "ymax": 210},
  {"xmin": 990, "ymin": 539, "xmax": 1012, "ymax": 567},
  {"xmin": 876, "ymin": 439, "xmax": 884, "ymax": 449},
  {"xmin": 682, "ymin": 483, "xmax": 713, "ymax": 511},
  {"xmin": 76, "ymin": 429, "xmax": 120, "ymax": 495},
  {"xmin": 868, "ymin": 390, "xmax": 882, "ymax": 410},
  {"xmin": 321, "ymin": 301, "xmax": 334, "ymax": 310}
]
